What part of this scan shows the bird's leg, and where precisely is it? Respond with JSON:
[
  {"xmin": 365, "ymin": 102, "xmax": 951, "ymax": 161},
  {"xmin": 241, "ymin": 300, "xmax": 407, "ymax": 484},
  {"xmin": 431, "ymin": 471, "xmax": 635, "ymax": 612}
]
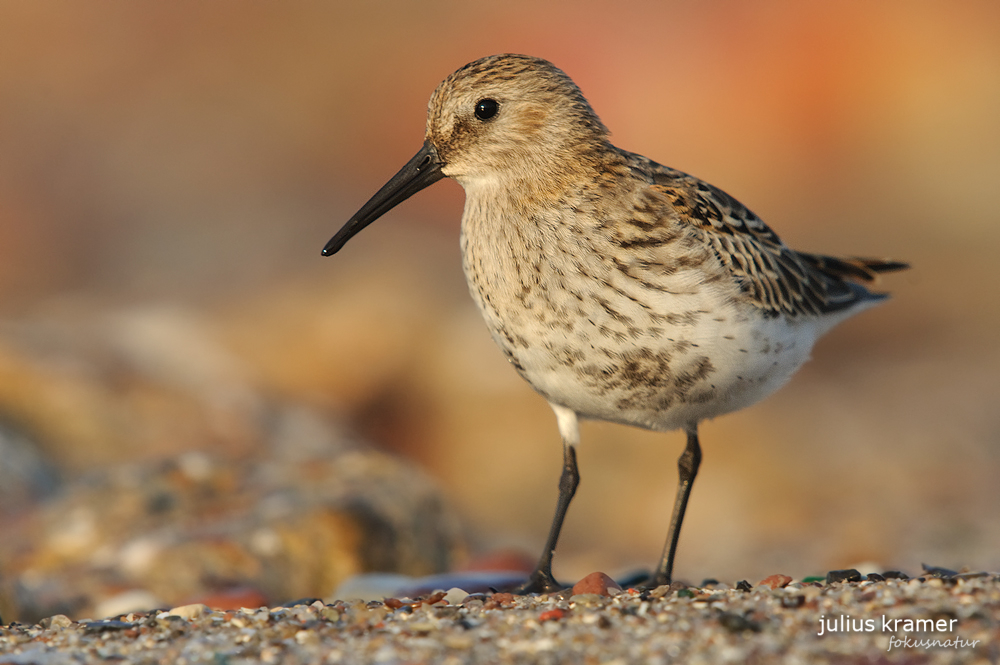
[
  {"xmin": 516, "ymin": 445, "xmax": 579, "ymax": 594},
  {"xmin": 515, "ymin": 405, "xmax": 580, "ymax": 595},
  {"xmin": 645, "ymin": 426, "xmax": 702, "ymax": 589}
]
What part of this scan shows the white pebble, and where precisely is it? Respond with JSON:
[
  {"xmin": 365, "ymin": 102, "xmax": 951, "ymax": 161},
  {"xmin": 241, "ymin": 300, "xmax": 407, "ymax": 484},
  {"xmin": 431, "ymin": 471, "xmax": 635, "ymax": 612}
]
[
  {"xmin": 443, "ymin": 587, "xmax": 469, "ymax": 605},
  {"xmin": 166, "ymin": 603, "xmax": 212, "ymax": 620}
]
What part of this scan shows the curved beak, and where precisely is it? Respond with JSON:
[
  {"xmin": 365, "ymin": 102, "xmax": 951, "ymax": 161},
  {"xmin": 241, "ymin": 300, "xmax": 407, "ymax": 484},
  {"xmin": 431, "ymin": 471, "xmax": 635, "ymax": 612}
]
[{"xmin": 322, "ymin": 141, "xmax": 444, "ymax": 256}]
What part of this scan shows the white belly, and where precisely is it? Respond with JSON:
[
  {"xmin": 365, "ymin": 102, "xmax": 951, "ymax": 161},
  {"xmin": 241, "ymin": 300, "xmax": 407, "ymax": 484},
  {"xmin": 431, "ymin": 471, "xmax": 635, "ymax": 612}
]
[{"xmin": 506, "ymin": 308, "xmax": 821, "ymax": 432}]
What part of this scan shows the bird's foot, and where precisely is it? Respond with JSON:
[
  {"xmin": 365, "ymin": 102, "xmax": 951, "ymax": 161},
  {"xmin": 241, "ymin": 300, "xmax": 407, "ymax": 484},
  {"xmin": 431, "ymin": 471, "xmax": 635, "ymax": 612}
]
[
  {"xmin": 635, "ymin": 572, "xmax": 673, "ymax": 592},
  {"xmin": 512, "ymin": 569, "xmax": 564, "ymax": 595}
]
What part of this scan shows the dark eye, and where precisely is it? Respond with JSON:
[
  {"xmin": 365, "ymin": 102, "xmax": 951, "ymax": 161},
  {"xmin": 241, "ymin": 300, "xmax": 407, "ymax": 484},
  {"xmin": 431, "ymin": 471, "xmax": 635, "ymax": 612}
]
[{"xmin": 474, "ymin": 98, "xmax": 499, "ymax": 120}]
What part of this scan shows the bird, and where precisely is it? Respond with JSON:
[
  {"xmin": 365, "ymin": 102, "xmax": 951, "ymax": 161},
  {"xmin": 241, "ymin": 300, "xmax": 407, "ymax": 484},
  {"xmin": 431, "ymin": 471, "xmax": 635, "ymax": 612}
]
[{"xmin": 322, "ymin": 54, "xmax": 907, "ymax": 594}]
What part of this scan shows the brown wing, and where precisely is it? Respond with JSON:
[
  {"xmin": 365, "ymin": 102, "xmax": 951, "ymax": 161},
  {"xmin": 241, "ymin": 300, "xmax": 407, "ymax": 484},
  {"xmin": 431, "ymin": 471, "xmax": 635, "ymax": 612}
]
[{"xmin": 637, "ymin": 160, "xmax": 907, "ymax": 317}]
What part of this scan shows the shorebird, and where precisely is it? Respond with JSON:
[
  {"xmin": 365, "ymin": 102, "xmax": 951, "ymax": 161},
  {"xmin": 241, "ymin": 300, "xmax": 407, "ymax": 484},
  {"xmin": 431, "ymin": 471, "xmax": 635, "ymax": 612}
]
[{"xmin": 323, "ymin": 54, "xmax": 906, "ymax": 593}]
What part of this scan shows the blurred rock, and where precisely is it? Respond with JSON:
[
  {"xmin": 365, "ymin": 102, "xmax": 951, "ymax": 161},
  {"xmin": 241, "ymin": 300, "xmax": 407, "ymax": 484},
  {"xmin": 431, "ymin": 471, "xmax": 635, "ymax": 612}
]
[
  {"xmin": 0, "ymin": 305, "xmax": 263, "ymax": 473},
  {"xmin": 0, "ymin": 305, "xmax": 464, "ymax": 624},
  {"xmin": 0, "ymin": 416, "xmax": 463, "ymax": 623}
]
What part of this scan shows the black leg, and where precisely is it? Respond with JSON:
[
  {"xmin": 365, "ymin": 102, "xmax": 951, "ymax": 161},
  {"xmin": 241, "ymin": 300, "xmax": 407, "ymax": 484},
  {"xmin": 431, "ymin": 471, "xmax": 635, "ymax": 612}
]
[
  {"xmin": 515, "ymin": 444, "xmax": 579, "ymax": 594},
  {"xmin": 646, "ymin": 426, "xmax": 702, "ymax": 588}
]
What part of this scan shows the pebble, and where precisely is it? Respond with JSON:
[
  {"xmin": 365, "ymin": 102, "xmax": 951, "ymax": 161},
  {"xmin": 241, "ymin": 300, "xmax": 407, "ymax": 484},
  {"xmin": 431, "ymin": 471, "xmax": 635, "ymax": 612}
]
[
  {"xmin": 538, "ymin": 608, "xmax": 566, "ymax": 622},
  {"xmin": 572, "ymin": 572, "xmax": 621, "ymax": 597},
  {"xmin": 826, "ymin": 569, "xmax": 862, "ymax": 584},
  {"xmin": 442, "ymin": 587, "xmax": 469, "ymax": 605},
  {"xmin": 163, "ymin": 603, "xmax": 211, "ymax": 620},
  {"xmin": 38, "ymin": 615, "xmax": 73, "ymax": 630},
  {"xmin": 757, "ymin": 574, "xmax": 793, "ymax": 590},
  {"xmin": 568, "ymin": 593, "xmax": 604, "ymax": 606}
]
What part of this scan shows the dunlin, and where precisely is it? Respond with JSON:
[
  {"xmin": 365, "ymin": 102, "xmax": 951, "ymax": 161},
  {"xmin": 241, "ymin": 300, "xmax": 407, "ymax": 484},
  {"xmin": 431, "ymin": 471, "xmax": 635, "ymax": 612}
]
[{"xmin": 323, "ymin": 54, "xmax": 907, "ymax": 593}]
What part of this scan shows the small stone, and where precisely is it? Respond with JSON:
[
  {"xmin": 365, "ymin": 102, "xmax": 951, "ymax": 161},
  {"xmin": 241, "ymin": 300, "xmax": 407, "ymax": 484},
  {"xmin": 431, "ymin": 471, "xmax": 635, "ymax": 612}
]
[
  {"xmin": 693, "ymin": 592, "xmax": 727, "ymax": 604},
  {"xmin": 443, "ymin": 587, "xmax": 469, "ymax": 605},
  {"xmin": 781, "ymin": 595, "xmax": 805, "ymax": 609},
  {"xmin": 166, "ymin": 603, "xmax": 212, "ymax": 620},
  {"xmin": 956, "ymin": 571, "xmax": 991, "ymax": 580},
  {"xmin": 717, "ymin": 611, "xmax": 761, "ymax": 633},
  {"xmin": 282, "ymin": 597, "xmax": 322, "ymax": 608},
  {"xmin": 826, "ymin": 569, "xmax": 862, "ymax": 584},
  {"xmin": 882, "ymin": 570, "xmax": 909, "ymax": 580},
  {"xmin": 569, "ymin": 593, "xmax": 604, "ymax": 606},
  {"xmin": 82, "ymin": 620, "xmax": 132, "ymax": 634},
  {"xmin": 921, "ymin": 563, "xmax": 959, "ymax": 578},
  {"xmin": 38, "ymin": 614, "xmax": 73, "ymax": 630},
  {"xmin": 423, "ymin": 591, "xmax": 448, "ymax": 605},
  {"xmin": 647, "ymin": 583, "xmax": 678, "ymax": 599},
  {"xmin": 539, "ymin": 608, "xmax": 566, "ymax": 622},
  {"xmin": 572, "ymin": 572, "xmax": 621, "ymax": 597},
  {"xmin": 758, "ymin": 574, "xmax": 793, "ymax": 590},
  {"xmin": 487, "ymin": 592, "xmax": 515, "ymax": 607},
  {"xmin": 735, "ymin": 580, "xmax": 753, "ymax": 592}
]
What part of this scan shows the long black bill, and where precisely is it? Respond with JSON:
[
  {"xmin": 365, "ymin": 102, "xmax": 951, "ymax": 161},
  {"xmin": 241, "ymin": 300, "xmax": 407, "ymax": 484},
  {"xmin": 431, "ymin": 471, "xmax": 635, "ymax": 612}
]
[{"xmin": 322, "ymin": 140, "xmax": 444, "ymax": 256}]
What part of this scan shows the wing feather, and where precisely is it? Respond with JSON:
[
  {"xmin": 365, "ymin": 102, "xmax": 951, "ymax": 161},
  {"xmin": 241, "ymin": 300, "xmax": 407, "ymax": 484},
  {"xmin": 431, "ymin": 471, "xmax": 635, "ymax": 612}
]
[{"xmin": 626, "ymin": 157, "xmax": 907, "ymax": 317}]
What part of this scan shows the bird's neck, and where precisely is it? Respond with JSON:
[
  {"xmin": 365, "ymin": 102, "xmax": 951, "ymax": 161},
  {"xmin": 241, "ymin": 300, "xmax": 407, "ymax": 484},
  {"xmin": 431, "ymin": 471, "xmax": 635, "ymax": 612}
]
[{"xmin": 464, "ymin": 140, "xmax": 624, "ymax": 208}]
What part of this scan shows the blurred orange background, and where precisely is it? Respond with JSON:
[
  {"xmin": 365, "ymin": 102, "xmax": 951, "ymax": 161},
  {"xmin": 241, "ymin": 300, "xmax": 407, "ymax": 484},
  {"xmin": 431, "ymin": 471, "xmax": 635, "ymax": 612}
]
[{"xmin": 1, "ymin": 1, "xmax": 998, "ymax": 584}]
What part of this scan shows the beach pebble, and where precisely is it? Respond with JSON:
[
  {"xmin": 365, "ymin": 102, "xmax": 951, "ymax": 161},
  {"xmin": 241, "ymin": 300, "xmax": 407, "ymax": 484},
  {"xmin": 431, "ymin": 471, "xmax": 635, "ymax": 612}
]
[
  {"xmin": 572, "ymin": 572, "xmax": 621, "ymax": 597},
  {"xmin": 758, "ymin": 574, "xmax": 793, "ymax": 590},
  {"xmin": 164, "ymin": 603, "xmax": 212, "ymax": 620}
]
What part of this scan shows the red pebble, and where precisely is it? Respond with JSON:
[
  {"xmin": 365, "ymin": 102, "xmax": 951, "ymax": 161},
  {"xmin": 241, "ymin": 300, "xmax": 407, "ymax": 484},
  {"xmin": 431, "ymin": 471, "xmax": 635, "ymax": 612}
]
[
  {"xmin": 572, "ymin": 572, "xmax": 622, "ymax": 597},
  {"xmin": 539, "ymin": 608, "xmax": 566, "ymax": 622},
  {"xmin": 758, "ymin": 574, "xmax": 793, "ymax": 589},
  {"xmin": 423, "ymin": 591, "xmax": 447, "ymax": 605},
  {"xmin": 489, "ymin": 592, "xmax": 515, "ymax": 606}
]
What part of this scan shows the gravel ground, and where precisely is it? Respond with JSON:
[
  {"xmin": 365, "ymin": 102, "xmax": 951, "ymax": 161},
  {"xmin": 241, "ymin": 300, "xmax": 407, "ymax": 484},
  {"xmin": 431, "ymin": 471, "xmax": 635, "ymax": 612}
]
[{"xmin": 2, "ymin": 572, "xmax": 998, "ymax": 664}]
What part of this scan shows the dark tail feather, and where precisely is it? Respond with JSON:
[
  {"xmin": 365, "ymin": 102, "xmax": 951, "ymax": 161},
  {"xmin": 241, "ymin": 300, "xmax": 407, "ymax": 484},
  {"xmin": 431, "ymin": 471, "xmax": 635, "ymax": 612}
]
[{"xmin": 799, "ymin": 254, "xmax": 909, "ymax": 283}]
